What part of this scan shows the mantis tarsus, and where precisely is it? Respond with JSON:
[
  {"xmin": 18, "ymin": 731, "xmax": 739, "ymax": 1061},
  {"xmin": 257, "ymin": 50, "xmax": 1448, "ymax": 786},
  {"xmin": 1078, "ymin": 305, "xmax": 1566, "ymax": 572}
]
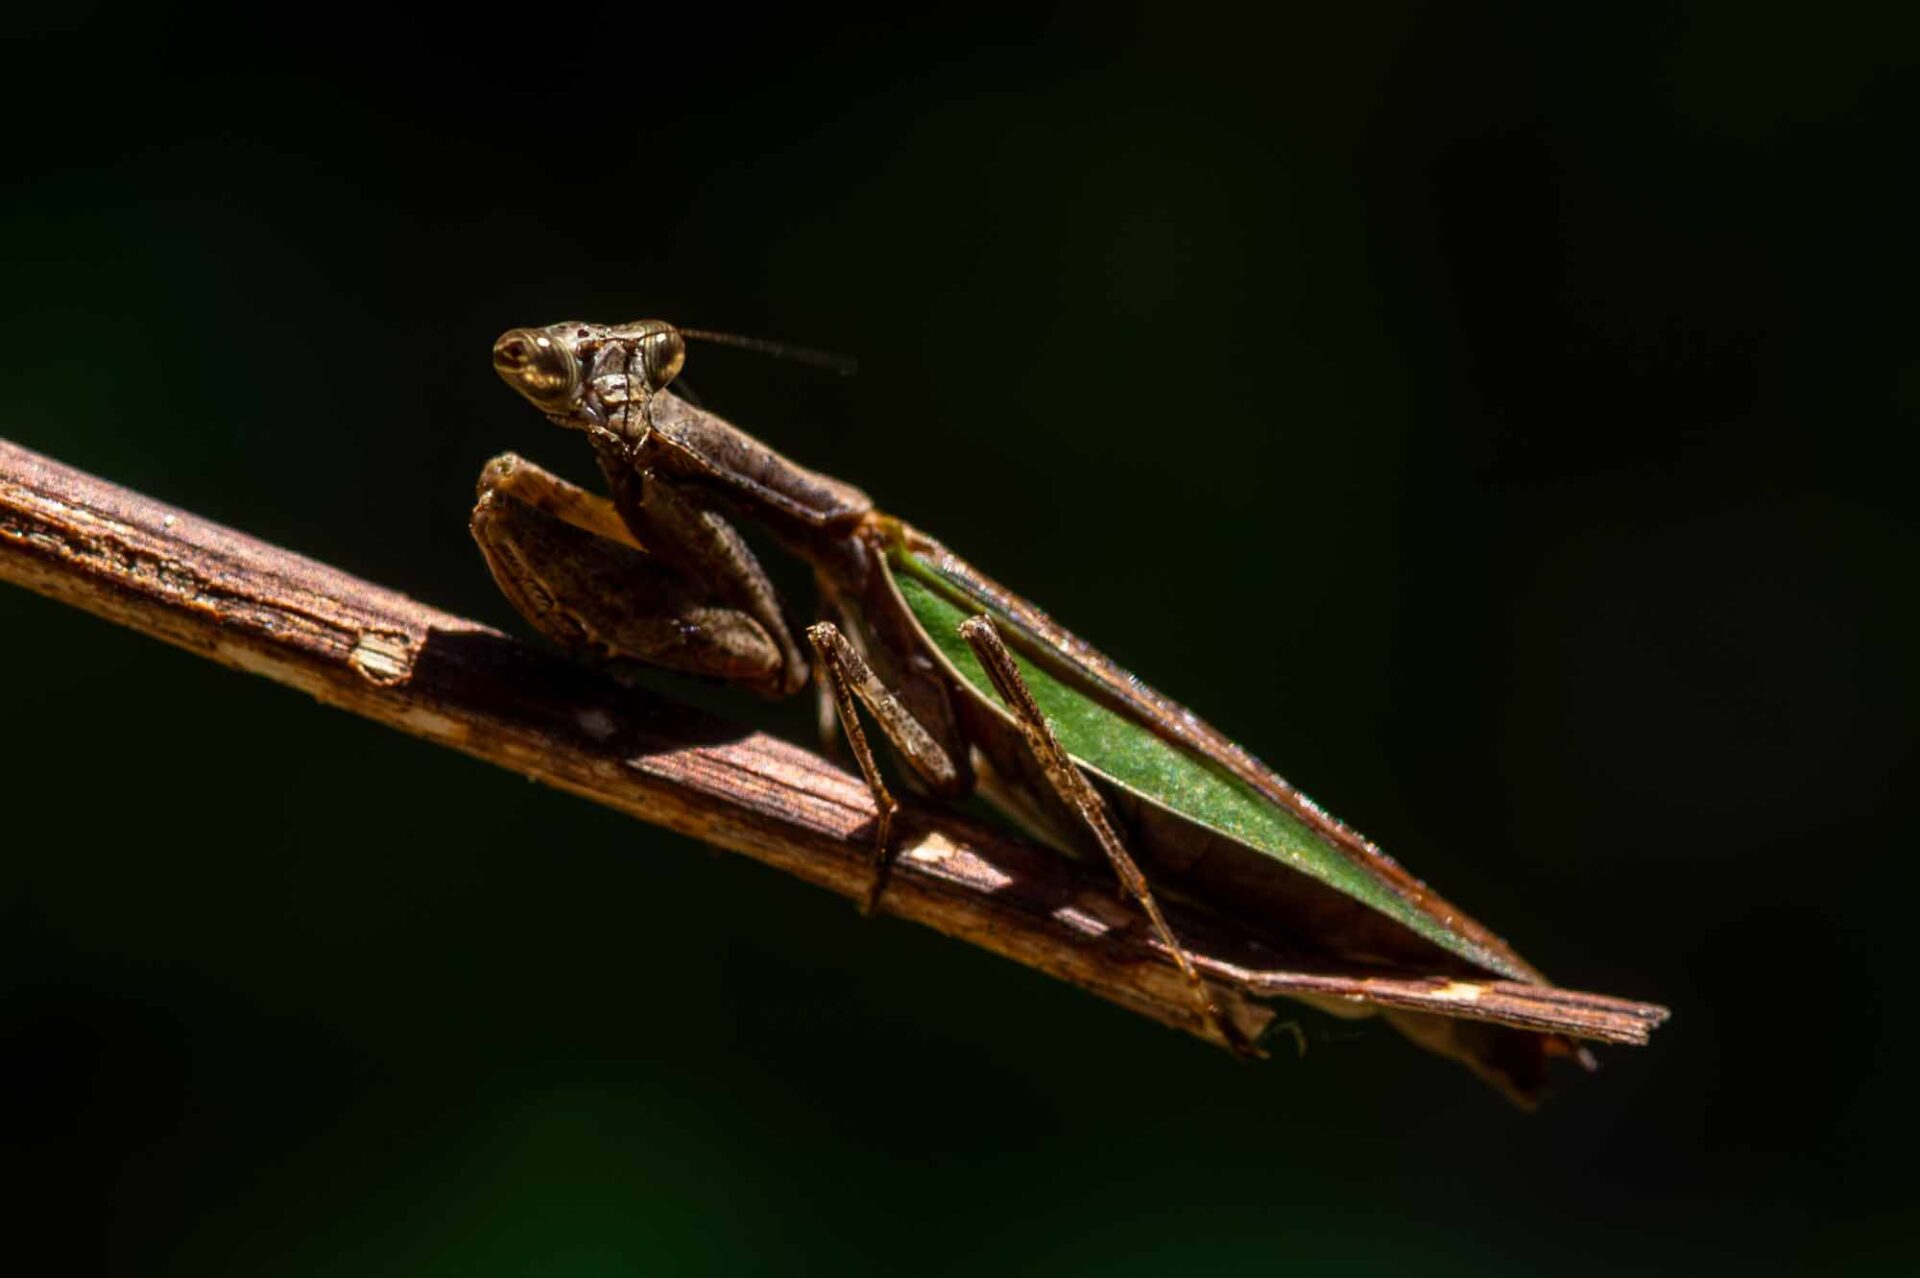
[{"xmin": 474, "ymin": 318, "xmax": 1668, "ymax": 1101}]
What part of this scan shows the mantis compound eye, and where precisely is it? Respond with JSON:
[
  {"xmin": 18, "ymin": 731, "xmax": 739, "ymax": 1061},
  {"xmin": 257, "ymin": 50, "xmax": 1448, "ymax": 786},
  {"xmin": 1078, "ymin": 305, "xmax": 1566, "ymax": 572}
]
[
  {"xmin": 492, "ymin": 328, "xmax": 580, "ymax": 406},
  {"xmin": 634, "ymin": 325, "xmax": 686, "ymax": 391}
]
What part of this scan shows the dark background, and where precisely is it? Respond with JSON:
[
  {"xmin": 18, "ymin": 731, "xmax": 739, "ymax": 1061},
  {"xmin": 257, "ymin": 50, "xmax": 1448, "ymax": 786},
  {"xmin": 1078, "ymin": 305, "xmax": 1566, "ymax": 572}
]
[{"xmin": 4, "ymin": 3, "xmax": 1914, "ymax": 1272}]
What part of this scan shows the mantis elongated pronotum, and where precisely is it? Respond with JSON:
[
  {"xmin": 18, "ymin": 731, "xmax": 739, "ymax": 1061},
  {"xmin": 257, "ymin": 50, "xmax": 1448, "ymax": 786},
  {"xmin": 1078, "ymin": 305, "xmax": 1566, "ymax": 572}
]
[{"xmin": 473, "ymin": 318, "xmax": 1667, "ymax": 1100}]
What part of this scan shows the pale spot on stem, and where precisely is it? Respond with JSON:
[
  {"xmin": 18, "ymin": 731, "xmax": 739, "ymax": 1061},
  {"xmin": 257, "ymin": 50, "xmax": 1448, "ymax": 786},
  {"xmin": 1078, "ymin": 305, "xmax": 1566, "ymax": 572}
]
[{"xmin": 349, "ymin": 630, "xmax": 415, "ymax": 685}]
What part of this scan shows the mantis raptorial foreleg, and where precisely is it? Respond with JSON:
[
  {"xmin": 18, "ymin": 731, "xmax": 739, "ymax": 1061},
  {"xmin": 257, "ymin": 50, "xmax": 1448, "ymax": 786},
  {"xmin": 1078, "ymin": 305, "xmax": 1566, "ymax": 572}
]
[
  {"xmin": 614, "ymin": 454, "xmax": 811, "ymax": 697},
  {"xmin": 471, "ymin": 454, "xmax": 790, "ymax": 689},
  {"xmin": 957, "ymin": 615, "xmax": 1252, "ymax": 1056},
  {"xmin": 805, "ymin": 621, "xmax": 961, "ymax": 914},
  {"xmin": 477, "ymin": 453, "xmax": 644, "ymax": 549}
]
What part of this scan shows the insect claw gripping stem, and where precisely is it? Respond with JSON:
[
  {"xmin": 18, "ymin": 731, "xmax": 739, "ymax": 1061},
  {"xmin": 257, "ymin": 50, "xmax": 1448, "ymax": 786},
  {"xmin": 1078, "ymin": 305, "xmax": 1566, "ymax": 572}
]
[
  {"xmin": 805, "ymin": 622, "xmax": 906, "ymax": 916},
  {"xmin": 956, "ymin": 615, "xmax": 1255, "ymax": 1057},
  {"xmin": 859, "ymin": 802, "xmax": 898, "ymax": 916}
]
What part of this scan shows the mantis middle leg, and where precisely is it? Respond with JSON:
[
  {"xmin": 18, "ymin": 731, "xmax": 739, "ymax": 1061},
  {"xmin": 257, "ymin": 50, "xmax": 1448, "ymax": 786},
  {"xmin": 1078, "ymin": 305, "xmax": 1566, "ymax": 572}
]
[{"xmin": 805, "ymin": 621, "xmax": 963, "ymax": 914}]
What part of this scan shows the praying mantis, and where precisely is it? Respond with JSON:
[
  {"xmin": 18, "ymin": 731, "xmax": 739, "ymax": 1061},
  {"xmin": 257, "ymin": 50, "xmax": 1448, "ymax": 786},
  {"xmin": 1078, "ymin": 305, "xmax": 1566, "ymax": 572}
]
[{"xmin": 473, "ymin": 318, "xmax": 1667, "ymax": 1101}]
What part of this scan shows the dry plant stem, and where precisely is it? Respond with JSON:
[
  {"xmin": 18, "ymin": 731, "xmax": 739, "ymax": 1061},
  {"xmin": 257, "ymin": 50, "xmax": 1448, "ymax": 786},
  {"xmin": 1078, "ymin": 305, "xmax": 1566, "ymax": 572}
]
[{"xmin": 0, "ymin": 438, "xmax": 1668, "ymax": 1053}]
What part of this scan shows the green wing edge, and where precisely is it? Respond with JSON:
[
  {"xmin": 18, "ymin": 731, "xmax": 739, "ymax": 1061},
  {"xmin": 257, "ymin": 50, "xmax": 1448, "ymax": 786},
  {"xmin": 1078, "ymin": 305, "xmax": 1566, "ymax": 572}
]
[{"xmin": 888, "ymin": 550, "xmax": 1523, "ymax": 979}]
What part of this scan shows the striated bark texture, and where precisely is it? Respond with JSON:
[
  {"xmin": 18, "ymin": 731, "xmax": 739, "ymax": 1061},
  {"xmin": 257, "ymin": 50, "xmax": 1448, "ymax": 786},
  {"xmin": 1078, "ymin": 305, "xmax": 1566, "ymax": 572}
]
[{"xmin": 0, "ymin": 438, "xmax": 1667, "ymax": 1097}]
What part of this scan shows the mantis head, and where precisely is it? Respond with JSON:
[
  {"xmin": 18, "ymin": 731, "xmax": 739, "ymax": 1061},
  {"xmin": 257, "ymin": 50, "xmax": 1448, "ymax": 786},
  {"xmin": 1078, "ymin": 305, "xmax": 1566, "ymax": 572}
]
[{"xmin": 492, "ymin": 320, "xmax": 687, "ymax": 432}]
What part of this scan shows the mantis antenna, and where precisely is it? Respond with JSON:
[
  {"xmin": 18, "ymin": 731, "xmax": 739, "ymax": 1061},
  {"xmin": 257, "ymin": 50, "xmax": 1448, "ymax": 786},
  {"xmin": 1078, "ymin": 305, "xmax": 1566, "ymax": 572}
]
[{"xmin": 677, "ymin": 327, "xmax": 860, "ymax": 377}]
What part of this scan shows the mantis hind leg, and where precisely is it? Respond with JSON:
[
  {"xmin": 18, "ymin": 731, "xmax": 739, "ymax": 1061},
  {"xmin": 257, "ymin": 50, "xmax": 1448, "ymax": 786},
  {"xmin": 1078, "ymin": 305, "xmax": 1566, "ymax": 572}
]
[
  {"xmin": 806, "ymin": 621, "xmax": 962, "ymax": 914},
  {"xmin": 471, "ymin": 453, "xmax": 789, "ymax": 693},
  {"xmin": 957, "ymin": 614, "xmax": 1254, "ymax": 1057}
]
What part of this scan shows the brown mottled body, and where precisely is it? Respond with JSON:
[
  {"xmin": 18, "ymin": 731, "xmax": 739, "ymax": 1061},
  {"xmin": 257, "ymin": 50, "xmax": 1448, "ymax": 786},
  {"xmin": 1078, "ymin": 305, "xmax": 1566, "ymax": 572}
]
[{"xmin": 477, "ymin": 318, "xmax": 1667, "ymax": 1100}]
